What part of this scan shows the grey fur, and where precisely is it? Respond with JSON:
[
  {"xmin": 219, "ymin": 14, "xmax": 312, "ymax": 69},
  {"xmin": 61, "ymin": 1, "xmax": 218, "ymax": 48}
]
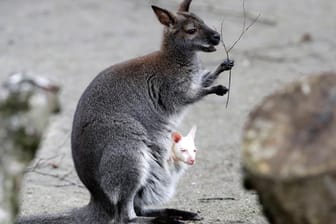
[{"xmin": 17, "ymin": 1, "xmax": 234, "ymax": 223}]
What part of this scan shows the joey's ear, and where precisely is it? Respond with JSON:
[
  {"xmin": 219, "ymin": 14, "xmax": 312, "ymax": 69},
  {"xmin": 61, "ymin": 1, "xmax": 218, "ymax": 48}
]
[
  {"xmin": 178, "ymin": 0, "xmax": 192, "ymax": 12},
  {"xmin": 188, "ymin": 125, "xmax": 197, "ymax": 139},
  {"xmin": 152, "ymin": 5, "xmax": 176, "ymax": 27},
  {"xmin": 172, "ymin": 132, "xmax": 182, "ymax": 143}
]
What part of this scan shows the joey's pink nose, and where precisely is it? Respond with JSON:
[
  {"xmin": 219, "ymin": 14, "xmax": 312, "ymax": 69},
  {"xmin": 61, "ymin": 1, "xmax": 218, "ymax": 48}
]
[{"xmin": 188, "ymin": 159, "xmax": 195, "ymax": 165}]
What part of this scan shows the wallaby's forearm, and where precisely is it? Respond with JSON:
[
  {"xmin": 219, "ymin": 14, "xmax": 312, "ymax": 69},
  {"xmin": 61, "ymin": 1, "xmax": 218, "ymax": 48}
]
[
  {"xmin": 183, "ymin": 85, "xmax": 229, "ymax": 105},
  {"xmin": 182, "ymin": 59, "xmax": 234, "ymax": 105},
  {"xmin": 201, "ymin": 59, "xmax": 234, "ymax": 87}
]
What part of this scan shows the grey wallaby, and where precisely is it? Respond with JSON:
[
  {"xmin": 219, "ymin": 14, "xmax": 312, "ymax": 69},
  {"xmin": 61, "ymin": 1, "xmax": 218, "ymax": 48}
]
[{"xmin": 16, "ymin": 0, "xmax": 233, "ymax": 223}]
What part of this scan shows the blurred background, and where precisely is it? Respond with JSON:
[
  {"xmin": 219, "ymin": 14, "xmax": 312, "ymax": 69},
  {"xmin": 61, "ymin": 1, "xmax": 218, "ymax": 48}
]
[{"xmin": 1, "ymin": 0, "xmax": 335, "ymax": 223}]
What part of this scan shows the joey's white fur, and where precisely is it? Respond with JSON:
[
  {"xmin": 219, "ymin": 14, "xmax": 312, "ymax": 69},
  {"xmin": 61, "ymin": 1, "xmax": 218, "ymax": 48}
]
[{"xmin": 171, "ymin": 126, "xmax": 198, "ymax": 166}]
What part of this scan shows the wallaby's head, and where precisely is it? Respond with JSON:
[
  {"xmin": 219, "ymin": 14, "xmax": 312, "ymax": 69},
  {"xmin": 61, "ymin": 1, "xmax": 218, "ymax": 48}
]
[
  {"xmin": 152, "ymin": 0, "xmax": 220, "ymax": 53},
  {"xmin": 171, "ymin": 126, "xmax": 198, "ymax": 165}
]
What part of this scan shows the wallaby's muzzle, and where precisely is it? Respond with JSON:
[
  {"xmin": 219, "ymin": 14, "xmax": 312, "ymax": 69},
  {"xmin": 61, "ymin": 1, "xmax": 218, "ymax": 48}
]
[
  {"xmin": 200, "ymin": 31, "xmax": 220, "ymax": 52},
  {"xmin": 197, "ymin": 24, "xmax": 221, "ymax": 52},
  {"xmin": 209, "ymin": 32, "xmax": 220, "ymax": 46}
]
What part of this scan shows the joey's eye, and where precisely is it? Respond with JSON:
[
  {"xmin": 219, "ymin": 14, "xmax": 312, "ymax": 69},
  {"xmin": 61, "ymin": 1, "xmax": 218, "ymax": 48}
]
[
  {"xmin": 181, "ymin": 149, "xmax": 187, "ymax": 153},
  {"xmin": 186, "ymin": 28, "xmax": 197, "ymax": 35},
  {"xmin": 194, "ymin": 149, "xmax": 197, "ymax": 152}
]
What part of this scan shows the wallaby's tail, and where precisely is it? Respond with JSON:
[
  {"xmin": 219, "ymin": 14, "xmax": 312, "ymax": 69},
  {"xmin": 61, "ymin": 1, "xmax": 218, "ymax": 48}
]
[
  {"xmin": 16, "ymin": 202, "xmax": 112, "ymax": 224},
  {"xmin": 16, "ymin": 211, "xmax": 75, "ymax": 224}
]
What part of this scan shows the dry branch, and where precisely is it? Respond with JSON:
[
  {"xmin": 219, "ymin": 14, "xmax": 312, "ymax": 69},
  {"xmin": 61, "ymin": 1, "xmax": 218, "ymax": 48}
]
[
  {"xmin": 30, "ymin": 170, "xmax": 84, "ymax": 189},
  {"xmin": 220, "ymin": 0, "xmax": 260, "ymax": 107}
]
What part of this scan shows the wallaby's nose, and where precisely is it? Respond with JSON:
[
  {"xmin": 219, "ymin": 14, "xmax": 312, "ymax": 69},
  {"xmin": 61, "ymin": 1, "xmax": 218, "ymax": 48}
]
[{"xmin": 210, "ymin": 33, "xmax": 220, "ymax": 45}]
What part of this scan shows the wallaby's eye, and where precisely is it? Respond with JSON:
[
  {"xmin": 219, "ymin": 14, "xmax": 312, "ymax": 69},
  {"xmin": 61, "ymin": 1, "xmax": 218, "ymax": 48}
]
[
  {"xmin": 186, "ymin": 28, "xmax": 197, "ymax": 35},
  {"xmin": 194, "ymin": 149, "xmax": 197, "ymax": 152},
  {"xmin": 181, "ymin": 149, "xmax": 187, "ymax": 153}
]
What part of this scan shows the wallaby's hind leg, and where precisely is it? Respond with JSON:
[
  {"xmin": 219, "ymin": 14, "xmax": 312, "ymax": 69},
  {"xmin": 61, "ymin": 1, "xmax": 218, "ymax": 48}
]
[
  {"xmin": 129, "ymin": 216, "xmax": 184, "ymax": 224},
  {"xmin": 99, "ymin": 140, "xmax": 151, "ymax": 224}
]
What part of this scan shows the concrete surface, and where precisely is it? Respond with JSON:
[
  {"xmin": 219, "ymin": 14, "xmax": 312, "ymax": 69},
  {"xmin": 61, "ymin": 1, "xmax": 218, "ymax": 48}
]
[{"xmin": 1, "ymin": 0, "xmax": 335, "ymax": 223}]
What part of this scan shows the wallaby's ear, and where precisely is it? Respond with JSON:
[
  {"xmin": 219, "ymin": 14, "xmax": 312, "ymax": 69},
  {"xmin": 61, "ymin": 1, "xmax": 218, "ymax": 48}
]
[
  {"xmin": 178, "ymin": 0, "xmax": 192, "ymax": 12},
  {"xmin": 172, "ymin": 132, "xmax": 182, "ymax": 143},
  {"xmin": 188, "ymin": 125, "xmax": 197, "ymax": 139},
  {"xmin": 152, "ymin": 5, "xmax": 176, "ymax": 27}
]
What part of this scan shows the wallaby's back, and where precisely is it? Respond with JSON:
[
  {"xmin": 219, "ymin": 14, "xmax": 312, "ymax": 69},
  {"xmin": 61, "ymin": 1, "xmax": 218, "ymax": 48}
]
[{"xmin": 71, "ymin": 50, "xmax": 197, "ymax": 208}]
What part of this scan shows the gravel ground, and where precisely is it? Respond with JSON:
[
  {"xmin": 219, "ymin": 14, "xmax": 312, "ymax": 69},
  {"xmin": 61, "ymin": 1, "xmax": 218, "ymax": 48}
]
[{"xmin": 1, "ymin": 0, "xmax": 335, "ymax": 223}]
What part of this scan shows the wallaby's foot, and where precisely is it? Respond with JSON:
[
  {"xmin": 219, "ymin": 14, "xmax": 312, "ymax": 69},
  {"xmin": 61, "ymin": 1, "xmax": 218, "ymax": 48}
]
[
  {"xmin": 128, "ymin": 216, "xmax": 184, "ymax": 224},
  {"xmin": 160, "ymin": 209, "xmax": 202, "ymax": 221},
  {"xmin": 212, "ymin": 85, "xmax": 229, "ymax": 96},
  {"xmin": 139, "ymin": 208, "xmax": 202, "ymax": 221},
  {"xmin": 220, "ymin": 59, "xmax": 234, "ymax": 71}
]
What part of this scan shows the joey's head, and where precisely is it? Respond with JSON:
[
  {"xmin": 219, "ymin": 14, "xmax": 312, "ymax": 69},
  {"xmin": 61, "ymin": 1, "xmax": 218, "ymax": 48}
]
[
  {"xmin": 171, "ymin": 126, "xmax": 198, "ymax": 166},
  {"xmin": 152, "ymin": 0, "xmax": 220, "ymax": 54}
]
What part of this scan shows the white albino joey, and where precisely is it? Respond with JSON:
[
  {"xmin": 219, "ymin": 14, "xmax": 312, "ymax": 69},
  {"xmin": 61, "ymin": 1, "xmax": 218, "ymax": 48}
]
[{"xmin": 171, "ymin": 126, "xmax": 198, "ymax": 165}]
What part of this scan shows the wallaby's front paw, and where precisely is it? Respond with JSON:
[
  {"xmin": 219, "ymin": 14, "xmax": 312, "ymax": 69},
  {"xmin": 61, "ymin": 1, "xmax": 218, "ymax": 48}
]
[
  {"xmin": 220, "ymin": 59, "xmax": 234, "ymax": 71},
  {"xmin": 214, "ymin": 85, "xmax": 229, "ymax": 96}
]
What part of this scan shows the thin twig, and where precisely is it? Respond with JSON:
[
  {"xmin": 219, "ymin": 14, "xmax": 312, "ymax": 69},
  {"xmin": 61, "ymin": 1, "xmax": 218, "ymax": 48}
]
[
  {"xmin": 228, "ymin": 16, "xmax": 260, "ymax": 53},
  {"xmin": 220, "ymin": 22, "xmax": 231, "ymax": 108},
  {"xmin": 220, "ymin": 23, "xmax": 229, "ymax": 58},
  {"xmin": 25, "ymin": 133, "xmax": 70, "ymax": 172},
  {"xmin": 220, "ymin": 0, "xmax": 260, "ymax": 108},
  {"xmin": 203, "ymin": 3, "xmax": 275, "ymax": 26},
  {"xmin": 25, "ymin": 153, "xmax": 65, "ymax": 172},
  {"xmin": 31, "ymin": 170, "xmax": 84, "ymax": 188}
]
